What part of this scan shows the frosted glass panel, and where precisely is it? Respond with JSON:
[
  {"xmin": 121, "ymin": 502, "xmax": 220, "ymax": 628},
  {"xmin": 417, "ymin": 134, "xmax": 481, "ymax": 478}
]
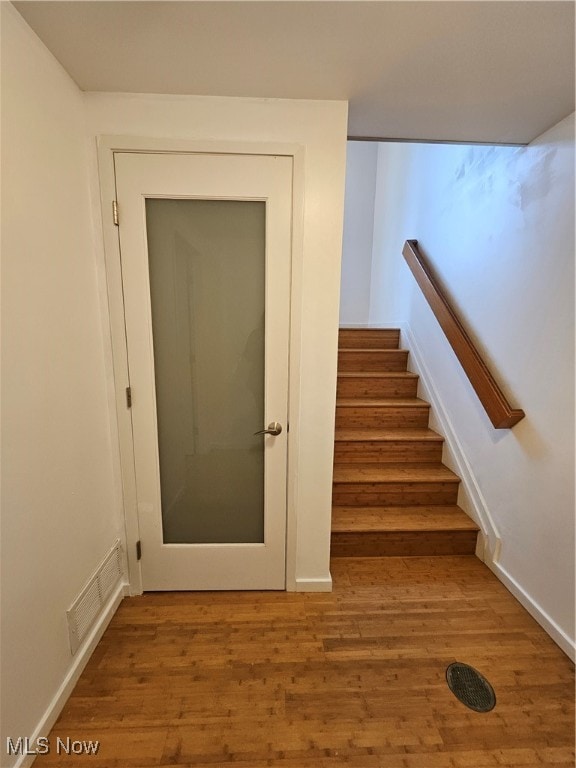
[{"xmin": 145, "ymin": 199, "xmax": 265, "ymax": 543}]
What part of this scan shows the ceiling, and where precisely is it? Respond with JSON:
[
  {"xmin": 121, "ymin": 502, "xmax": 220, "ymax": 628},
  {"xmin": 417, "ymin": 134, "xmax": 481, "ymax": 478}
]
[{"xmin": 13, "ymin": 1, "xmax": 576, "ymax": 144}]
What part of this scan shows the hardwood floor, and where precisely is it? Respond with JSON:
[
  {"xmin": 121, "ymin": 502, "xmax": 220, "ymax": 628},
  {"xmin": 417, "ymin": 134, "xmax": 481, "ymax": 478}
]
[{"xmin": 35, "ymin": 557, "xmax": 574, "ymax": 767}]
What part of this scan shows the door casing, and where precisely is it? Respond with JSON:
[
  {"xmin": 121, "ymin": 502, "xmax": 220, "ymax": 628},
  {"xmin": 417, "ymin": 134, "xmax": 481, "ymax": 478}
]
[{"xmin": 97, "ymin": 136, "xmax": 305, "ymax": 594}]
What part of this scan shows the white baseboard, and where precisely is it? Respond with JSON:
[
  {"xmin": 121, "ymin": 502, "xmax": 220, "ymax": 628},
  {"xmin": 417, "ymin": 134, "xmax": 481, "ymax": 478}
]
[
  {"xmin": 399, "ymin": 322, "xmax": 501, "ymax": 562},
  {"xmin": 294, "ymin": 576, "xmax": 333, "ymax": 592},
  {"xmin": 486, "ymin": 559, "xmax": 575, "ymax": 662},
  {"xmin": 13, "ymin": 582, "xmax": 127, "ymax": 768}
]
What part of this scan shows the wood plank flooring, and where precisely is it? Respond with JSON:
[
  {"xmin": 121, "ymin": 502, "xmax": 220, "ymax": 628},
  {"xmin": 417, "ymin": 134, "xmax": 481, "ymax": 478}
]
[{"xmin": 34, "ymin": 557, "xmax": 574, "ymax": 767}]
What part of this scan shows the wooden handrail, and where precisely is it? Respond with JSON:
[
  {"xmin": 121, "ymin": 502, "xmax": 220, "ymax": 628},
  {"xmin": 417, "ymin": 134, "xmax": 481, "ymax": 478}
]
[{"xmin": 402, "ymin": 240, "xmax": 525, "ymax": 429}]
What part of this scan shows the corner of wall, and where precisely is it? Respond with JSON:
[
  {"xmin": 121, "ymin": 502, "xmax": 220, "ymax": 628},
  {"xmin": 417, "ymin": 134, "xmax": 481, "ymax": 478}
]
[{"xmin": 485, "ymin": 560, "xmax": 575, "ymax": 662}]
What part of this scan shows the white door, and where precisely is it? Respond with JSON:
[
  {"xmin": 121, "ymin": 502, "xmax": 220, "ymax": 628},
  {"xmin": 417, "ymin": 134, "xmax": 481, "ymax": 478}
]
[{"xmin": 114, "ymin": 152, "xmax": 292, "ymax": 590}]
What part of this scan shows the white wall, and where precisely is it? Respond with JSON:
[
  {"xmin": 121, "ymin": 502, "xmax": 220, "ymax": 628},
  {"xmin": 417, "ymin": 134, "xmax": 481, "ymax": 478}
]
[
  {"xmin": 83, "ymin": 93, "xmax": 348, "ymax": 591},
  {"xmin": 1, "ymin": 8, "xmax": 348, "ymax": 756},
  {"xmin": 0, "ymin": 5, "xmax": 124, "ymax": 763},
  {"xmin": 368, "ymin": 115, "xmax": 575, "ymax": 654},
  {"xmin": 369, "ymin": 142, "xmax": 417, "ymax": 324},
  {"xmin": 339, "ymin": 142, "xmax": 378, "ymax": 325}
]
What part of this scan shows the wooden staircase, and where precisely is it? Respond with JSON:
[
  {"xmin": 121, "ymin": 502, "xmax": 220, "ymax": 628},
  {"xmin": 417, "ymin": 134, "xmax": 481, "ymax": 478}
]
[{"xmin": 331, "ymin": 328, "xmax": 479, "ymax": 557}]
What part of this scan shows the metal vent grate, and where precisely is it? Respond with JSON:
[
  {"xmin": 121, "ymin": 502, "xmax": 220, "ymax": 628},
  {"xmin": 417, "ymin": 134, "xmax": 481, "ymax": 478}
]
[
  {"xmin": 74, "ymin": 580, "xmax": 101, "ymax": 641},
  {"xmin": 67, "ymin": 540, "xmax": 124, "ymax": 655},
  {"xmin": 446, "ymin": 662, "xmax": 496, "ymax": 712},
  {"xmin": 99, "ymin": 546, "xmax": 123, "ymax": 601}
]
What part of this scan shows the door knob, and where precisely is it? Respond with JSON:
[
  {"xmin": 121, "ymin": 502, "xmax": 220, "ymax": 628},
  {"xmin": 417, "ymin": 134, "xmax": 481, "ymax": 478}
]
[{"xmin": 253, "ymin": 422, "xmax": 282, "ymax": 436}]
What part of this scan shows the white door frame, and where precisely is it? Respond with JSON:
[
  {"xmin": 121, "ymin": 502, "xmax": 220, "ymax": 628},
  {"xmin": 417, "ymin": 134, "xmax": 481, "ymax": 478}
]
[{"xmin": 97, "ymin": 136, "xmax": 305, "ymax": 595}]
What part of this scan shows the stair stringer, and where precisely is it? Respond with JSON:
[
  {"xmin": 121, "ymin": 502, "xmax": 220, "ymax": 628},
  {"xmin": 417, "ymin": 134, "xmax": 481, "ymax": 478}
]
[{"xmin": 398, "ymin": 322, "xmax": 501, "ymax": 565}]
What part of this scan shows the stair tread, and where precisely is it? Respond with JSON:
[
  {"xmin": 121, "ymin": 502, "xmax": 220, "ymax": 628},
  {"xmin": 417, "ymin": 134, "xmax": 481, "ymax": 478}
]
[
  {"xmin": 336, "ymin": 397, "xmax": 429, "ymax": 407},
  {"xmin": 338, "ymin": 371, "xmax": 417, "ymax": 379},
  {"xmin": 331, "ymin": 506, "xmax": 479, "ymax": 533},
  {"xmin": 335, "ymin": 428, "xmax": 442, "ymax": 442},
  {"xmin": 339, "ymin": 328, "xmax": 401, "ymax": 331},
  {"xmin": 333, "ymin": 463, "xmax": 460, "ymax": 483},
  {"xmin": 339, "ymin": 348, "xmax": 407, "ymax": 353}
]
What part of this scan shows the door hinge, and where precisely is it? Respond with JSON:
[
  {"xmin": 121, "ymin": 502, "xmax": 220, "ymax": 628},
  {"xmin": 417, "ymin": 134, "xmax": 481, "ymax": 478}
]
[
  {"xmin": 112, "ymin": 200, "xmax": 119, "ymax": 226},
  {"xmin": 136, "ymin": 540, "xmax": 142, "ymax": 561},
  {"xmin": 125, "ymin": 386, "xmax": 132, "ymax": 408}
]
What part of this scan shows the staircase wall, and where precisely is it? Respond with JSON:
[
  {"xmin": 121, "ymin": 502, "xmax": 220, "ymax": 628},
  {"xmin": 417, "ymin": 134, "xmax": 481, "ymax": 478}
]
[
  {"xmin": 339, "ymin": 142, "xmax": 378, "ymax": 326},
  {"xmin": 347, "ymin": 115, "xmax": 575, "ymax": 658}
]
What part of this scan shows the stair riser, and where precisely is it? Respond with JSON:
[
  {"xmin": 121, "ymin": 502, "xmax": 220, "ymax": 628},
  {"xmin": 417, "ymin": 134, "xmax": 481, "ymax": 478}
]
[
  {"xmin": 338, "ymin": 350, "xmax": 408, "ymax": 372},
  {"xmin": 330, "ymin": 530, "xmax": 478, "ymax": 557},
  {"xmin": 332, "ymin": 481, "xmax": 459, "ymax": 506},
  {"xmin": 337, "ymin": 377, "xmax": 418, "ymax": 399},
  {"xmin": 334, "ymin": 440, "xmax": 443, "ymax": 464},
  {"xmin": 339, "ymin": 330, "xmax": 400, "ymax": 349},
  {"xmin": 335, "ymin": 406, "xmax": 430, "ymax": 429}
]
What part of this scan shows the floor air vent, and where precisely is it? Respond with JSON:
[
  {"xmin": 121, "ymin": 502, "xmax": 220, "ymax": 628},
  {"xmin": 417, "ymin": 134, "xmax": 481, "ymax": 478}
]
[
  {"xmin": 67, "ymin": 540, "xmax": 124, "ymax": 655},
  {"xmin": 446, "ymin": 662, "xmax": 496, "ymax": 712}
]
